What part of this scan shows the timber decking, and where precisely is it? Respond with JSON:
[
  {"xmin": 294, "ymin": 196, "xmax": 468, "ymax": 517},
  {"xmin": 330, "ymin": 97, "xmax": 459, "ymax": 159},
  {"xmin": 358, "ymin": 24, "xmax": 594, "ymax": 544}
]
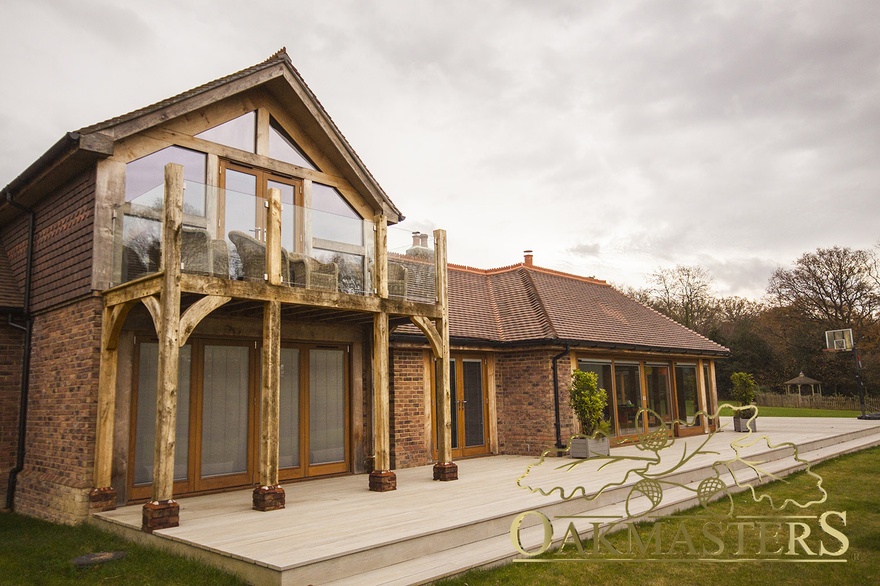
[{"xmin": 93, "ymin": 416, "xmax": 880, "ymax": 585}]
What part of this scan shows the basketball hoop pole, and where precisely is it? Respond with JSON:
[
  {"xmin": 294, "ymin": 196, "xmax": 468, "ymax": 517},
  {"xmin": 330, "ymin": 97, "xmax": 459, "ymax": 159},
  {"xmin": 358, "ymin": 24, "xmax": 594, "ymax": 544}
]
[{"xmin": 854, "ymin": 342, "xmax": 867, "ymax": 418}]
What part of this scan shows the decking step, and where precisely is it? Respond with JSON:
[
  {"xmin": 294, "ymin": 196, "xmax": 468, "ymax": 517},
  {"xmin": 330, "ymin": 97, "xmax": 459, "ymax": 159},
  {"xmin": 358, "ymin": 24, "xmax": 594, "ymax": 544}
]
[
  {"xmin": 90, "ymin": 420, "xmax": 880, "ymax": 586},
  {"xmin": 315, "ymin": 428, "xmax": 880, "ymax": 585}
]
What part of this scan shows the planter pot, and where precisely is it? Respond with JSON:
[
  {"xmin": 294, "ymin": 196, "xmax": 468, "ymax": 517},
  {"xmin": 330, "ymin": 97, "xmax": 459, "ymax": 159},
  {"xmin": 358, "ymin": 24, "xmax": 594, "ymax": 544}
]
[
  {"xmin": 733, "ymin": 417, "xmax": 756, "ymax": 433},
  {"xmin": 570, "ymin": 437, "xmax": 611, "ymax": 458}
]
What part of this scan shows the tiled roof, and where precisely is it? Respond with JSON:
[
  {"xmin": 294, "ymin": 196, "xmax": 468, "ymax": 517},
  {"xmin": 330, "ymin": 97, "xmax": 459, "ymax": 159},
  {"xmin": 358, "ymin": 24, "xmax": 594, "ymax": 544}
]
[
  {"xmin": 77, "ymin": 48, "xmax": 294, "ymax": 135},
  {"xmin": 406, "ymin": 261, "xmax": 728, "ymax": 355},
  {"xmin": 0, "ymin": 244, "xmax": 22, "ymax": 310}
]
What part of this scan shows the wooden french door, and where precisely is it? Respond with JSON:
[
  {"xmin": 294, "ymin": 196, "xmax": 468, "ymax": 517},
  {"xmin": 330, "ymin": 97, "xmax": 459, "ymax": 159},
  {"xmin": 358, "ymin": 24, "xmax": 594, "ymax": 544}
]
[
  {"xmin": 219, "ymin": 160, "xmax": 303, "ymax": 248},
  {"xmin": 129, "ymin": 338, "xmax": 349, "ymax": 501},
  {"xmin": 443, "ymin": 356, "xmax": 489, "ymax": 458},
  {"xmin": 277, "ymin": 345, "xmax": 350, "ymax": 481}
]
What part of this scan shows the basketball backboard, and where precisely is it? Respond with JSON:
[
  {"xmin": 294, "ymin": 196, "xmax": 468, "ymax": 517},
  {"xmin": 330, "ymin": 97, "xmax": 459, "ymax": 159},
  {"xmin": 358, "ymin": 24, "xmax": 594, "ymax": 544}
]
[{"xmin": 825, "ymin": 329, "xmax": 854, "ymax": 351}]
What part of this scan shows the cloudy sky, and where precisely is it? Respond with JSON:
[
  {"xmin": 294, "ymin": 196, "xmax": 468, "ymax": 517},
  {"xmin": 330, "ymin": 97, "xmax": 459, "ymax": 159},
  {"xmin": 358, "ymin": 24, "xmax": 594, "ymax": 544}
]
[{"xmin": 1, "ymin": 1, "xmax": 878, "ymax": 299}]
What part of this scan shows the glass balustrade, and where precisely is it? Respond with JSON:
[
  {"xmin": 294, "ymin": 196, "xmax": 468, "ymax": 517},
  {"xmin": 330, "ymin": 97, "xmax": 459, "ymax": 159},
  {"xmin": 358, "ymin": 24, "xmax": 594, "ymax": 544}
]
[{"xmin": 110, "ymin": 181, "xmax": 437, "ymax": 304}]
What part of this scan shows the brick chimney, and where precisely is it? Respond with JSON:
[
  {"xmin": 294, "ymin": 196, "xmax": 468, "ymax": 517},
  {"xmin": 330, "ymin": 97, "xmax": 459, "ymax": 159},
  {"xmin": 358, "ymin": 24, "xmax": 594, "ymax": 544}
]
[{"xmin": 524, "ymin": 250, "xmax": 533, "ymax": 267}]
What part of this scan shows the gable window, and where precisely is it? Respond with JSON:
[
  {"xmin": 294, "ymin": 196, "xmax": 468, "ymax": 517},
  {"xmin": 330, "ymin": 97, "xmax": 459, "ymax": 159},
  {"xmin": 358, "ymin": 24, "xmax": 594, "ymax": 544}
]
[
  {"xmin": 196, "ymin": 111, "xmax": 256, "ymax": 153},
  {"xmin": 269, "ymin": 119, "xmax": 318, "ymax": 170},
  {"xmin": 125, "ymin": 146, "xmax": 206, "ymax": 215}
]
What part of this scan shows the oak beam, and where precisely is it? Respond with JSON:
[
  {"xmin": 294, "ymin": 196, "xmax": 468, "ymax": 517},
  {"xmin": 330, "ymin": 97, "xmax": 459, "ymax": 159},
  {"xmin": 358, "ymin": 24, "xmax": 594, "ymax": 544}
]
[
  {"xmin": 178, "ymin": 272, "xmax": 442, "ymax": 318},
  {"xmin": 103, "ymin": 274, "xmax": 163, "ymax": 307}
]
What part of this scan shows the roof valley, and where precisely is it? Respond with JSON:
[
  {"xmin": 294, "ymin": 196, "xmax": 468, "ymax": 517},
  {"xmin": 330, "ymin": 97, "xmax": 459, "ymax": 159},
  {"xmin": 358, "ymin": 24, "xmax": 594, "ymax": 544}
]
[{"xmin": 517, "ymin": 267, "xmax": 558, "ymax": 340}]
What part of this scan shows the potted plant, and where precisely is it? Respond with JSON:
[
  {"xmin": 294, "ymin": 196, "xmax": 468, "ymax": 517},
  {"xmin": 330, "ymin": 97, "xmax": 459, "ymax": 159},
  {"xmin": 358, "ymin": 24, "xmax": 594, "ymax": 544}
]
[
  {"xmin": 730, "ymin": 371, "xmax": 758, "ymax": 432},
  {"xmin": 569, "ymin": 370, "xmax": 612, "ymax": 458}
]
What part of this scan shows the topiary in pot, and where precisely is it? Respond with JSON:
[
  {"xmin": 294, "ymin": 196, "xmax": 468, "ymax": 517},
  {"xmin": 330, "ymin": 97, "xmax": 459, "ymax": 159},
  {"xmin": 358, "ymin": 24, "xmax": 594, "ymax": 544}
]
[
  {"xmin": 569, "ymin": 369, "xmax": 611, "ymax": 458},
  {"xmin": 730, "ymin": 371, "xmax": 758, "ymax": 432}
]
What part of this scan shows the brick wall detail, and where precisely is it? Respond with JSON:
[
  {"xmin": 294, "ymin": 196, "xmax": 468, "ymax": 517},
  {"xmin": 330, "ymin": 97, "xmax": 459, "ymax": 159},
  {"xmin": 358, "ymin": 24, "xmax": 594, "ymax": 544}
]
[
  {"xmin": 390, "ymin": 348, "xmax": 433, "ymax": 469},
  {"xmin": 496, "ymin": 349, "xmax": 574, "ymax": 456},
  {"xmin": 0, "ymin": 323, "xmax": 25, "ymax": 506},
  {"xmin": 13, "ymin": 297, "xmax": 102, "ymax": 524},
  {"xmin": 1, "ymin": 170, "xmax": 97, "ymax": 314}
]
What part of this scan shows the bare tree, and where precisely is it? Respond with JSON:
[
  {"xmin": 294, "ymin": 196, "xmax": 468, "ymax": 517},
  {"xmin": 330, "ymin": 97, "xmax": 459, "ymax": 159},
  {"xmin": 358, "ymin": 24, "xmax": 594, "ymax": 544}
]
[
  {"xmin": 648, "ymin": 265, "xmax": 717, "ymax": 335},
  {"xmin": 767, "ymin": 246, "xmax": 879, "ymax": 334}
]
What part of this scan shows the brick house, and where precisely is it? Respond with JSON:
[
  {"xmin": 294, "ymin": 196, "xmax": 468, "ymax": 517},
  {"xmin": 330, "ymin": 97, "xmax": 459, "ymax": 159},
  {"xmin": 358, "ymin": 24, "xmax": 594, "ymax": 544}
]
[
  {"xmin": 388, "ymin": 253, "xmax": 728, "ymax": 468},
  {"xmin": 1, "ymin": 50, "xmax": 726, "ymax": 529}
]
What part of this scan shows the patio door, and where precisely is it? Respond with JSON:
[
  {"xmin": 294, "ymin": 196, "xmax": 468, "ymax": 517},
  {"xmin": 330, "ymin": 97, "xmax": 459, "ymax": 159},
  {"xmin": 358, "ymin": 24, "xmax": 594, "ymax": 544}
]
[
  {"xmin": 130, "ymin": 338, "xmax": 349, "ymax": 500},
  {"xmin": 645, "ymin": 364, "xmax": 673, "ymax": 431},
  {"xmin": 444, "ymin": 356, "xmax": 489, "ymax": 458}
]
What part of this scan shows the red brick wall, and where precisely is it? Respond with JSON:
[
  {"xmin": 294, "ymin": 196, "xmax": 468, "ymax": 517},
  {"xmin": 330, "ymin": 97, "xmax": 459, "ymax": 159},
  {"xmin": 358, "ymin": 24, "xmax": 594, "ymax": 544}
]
[
  {"xmin": 13, "ymin": 297, "xmax": 102, "ymax": 523},
  {"xmin": 0, "ymin": 322, "xmax": 25, "ymax": 506},
  {"xmin": 496, "ymin": 349, "xmax": 574, "ymax": 456},
  {"xmin": 390, "ymin": 347, "xmax": 433, "ymax": 469},
  {"xmin": 1, "ymin": 170, "xmax": 96, "ymax": 314}
]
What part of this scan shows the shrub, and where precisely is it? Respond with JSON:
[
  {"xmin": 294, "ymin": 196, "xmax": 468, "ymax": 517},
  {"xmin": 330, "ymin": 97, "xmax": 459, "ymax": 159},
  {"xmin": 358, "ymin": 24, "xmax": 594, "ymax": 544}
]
[
  {"xmin": 731, "ymin": 371, "xmax": 757, "ymax": 417},
  {"xmin": 569, "ymin": 369, "xmax": 610, "ymax": 436}
]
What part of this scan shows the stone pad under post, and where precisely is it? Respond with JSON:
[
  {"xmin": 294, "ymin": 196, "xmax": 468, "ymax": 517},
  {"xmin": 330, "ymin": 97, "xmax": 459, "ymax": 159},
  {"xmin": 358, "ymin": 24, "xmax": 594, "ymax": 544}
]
[
  {"xmin": 369, "ymin": 470, "xmax": 397, "ymax": 492},
  {"xmin": 88, "ymin": 487, "xmax": 116, "ymax": 512},
  {"xmin": 433, "ymin": 462, "xmax": 459, "ymax": 481},
  {"xmin": 142, "ymin": 500, "xmax": 179, "ymax": 533},
  {"xmin": 253, "ymin": 485, "xmax": 286, "ymax": 511}
]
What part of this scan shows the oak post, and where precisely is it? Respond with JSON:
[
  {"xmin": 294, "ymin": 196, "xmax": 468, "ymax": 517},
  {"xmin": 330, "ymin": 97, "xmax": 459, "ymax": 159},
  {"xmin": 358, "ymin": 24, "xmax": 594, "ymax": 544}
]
[
  {"xmin": 265, "ymin": 187, "xmax": 283, "ymax": 286},
  {"xmin": 369, "ymin": 310, "xmax": 395, "ymax": 491},
  {"xmin": 696, "ymin": 358, "xmax": 709, "ymax": 432},
  {"xmin": 374, "ymin": 214, "xmax": 388, "ymax": 298},
  {"xmin": 253, "ymin": 186, "xmax": 285, "ymax": 510},
  {"xmin": 143, "ymin": 163, "xmax": 183, "ymax": 532},
  {"xmin": 432, "ymin": 229, "xmax": 457, "ymax": 481},
  {"xmin": 90, "ymin": 303, "xmax": 129, "ymax": 511}
]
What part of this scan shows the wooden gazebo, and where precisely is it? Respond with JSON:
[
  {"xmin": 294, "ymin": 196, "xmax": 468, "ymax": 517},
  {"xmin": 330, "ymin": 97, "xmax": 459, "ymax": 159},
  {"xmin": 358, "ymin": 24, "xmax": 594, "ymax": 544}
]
[{"xmin": 783, "ymin": 372, "xmax": 822, "ymax": 398}]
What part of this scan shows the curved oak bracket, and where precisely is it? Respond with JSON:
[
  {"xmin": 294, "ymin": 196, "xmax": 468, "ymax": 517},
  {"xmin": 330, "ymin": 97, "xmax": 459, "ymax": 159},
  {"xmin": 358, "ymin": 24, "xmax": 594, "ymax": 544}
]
[
  {"xmin": 410, "ymin": 315, "xmax": 443, "ymax": 358},
  {"xmin": 179, "ymin": 295, "xmax": 232, "ymax": 346}
]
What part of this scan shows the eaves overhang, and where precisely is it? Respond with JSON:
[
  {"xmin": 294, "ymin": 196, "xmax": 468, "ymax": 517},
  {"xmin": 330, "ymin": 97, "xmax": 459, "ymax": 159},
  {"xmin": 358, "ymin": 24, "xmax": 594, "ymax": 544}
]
[
  {"xmin": 0, "ymin": 131, "xmax": 113, "ymax": 222},
  {"xmin": 390, "ymin": 332, "xmax": 730, "ymax": 357}
]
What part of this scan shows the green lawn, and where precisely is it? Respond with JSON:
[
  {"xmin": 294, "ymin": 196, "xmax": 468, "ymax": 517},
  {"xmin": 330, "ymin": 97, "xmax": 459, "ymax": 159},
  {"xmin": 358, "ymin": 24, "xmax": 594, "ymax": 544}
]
[
  {"xmin": 439, "ymin": 446, "xmax": 880, "ymax": 586},
  {"xmin": 753, "ymin": 405, "xmax": 864, "ymax": 418},
  {"xmin": 0, "ymin": 513, "xmax": 247, "ymax": 586}
]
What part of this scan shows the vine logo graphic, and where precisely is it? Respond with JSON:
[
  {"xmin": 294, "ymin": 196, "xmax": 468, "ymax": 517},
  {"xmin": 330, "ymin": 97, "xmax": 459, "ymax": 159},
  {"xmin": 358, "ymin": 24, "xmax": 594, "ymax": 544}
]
[{"xmin": 511, "ymin": 406, "xmax": 849, "ymax": 563}]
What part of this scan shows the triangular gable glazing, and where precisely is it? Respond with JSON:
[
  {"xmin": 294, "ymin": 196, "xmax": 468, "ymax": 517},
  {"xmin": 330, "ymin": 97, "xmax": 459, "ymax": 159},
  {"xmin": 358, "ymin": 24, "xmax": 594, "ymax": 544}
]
[
  {"xmin": 269, "ymin": 120, "xmax": 319, "ymax": 171},
  {"xmin": 196, "ymin": 111, "xmax": 256, "ymax": 153}
]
